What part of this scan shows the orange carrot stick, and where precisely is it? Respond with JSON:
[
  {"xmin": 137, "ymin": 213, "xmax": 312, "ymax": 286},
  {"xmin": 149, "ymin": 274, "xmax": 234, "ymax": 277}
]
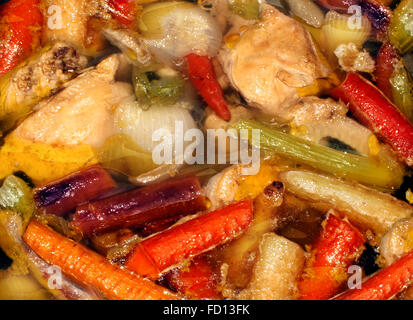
[
  {"xmin": 24, "ymin": 221, "xmax": 180, "ymax": 300},
  {"xmin": 334, "ymin": 249, "xmax": 413, "ymax": 300},
  {"xmin": 298, "ymin": 213, "xmax": 365, "ymax": 300},
  {"xmin": 165, "ymin": 256, "xmax": 222, "ymax": 300},
  {"xmin": 126, "ymin": 200, "xmax": 253, "ymax": 279}
]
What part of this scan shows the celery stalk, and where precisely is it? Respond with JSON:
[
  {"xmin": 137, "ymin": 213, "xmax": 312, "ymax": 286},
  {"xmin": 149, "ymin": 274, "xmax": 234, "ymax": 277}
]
[
  {"xmin": 229, "ymin": 0, "xmax": 261, "ymax": 20},
  {"xmin": 391, "ymin": 62, "xmax": 413, "ymax": 122},
  {"xmin": 233, "ymin": 120, "xmax": 404, "ymax": 189},
  {"xmin": 389, "ymin": 0, "xmax": 413, "ymax": 54}
]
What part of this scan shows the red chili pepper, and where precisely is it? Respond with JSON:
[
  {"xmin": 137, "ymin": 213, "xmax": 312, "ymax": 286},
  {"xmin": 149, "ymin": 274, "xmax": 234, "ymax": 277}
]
[
  {"xmin": 34, "ymin": 166, "xmax": 116, "ymax": 217},
  {"xmin": 298, "ymin": 213, "xmax": 365, "ymax": 300},
  {"xmin": 126, "ymin": 199, "xmax": 253, "ymax": 279},
  {"xmin": 107, "ymin": 0, "xmax": 137, "ymax": 28},
  {"xmin": 375, "ymin": 43, "xmax": 399, "ymax": 100},
  {"xmin": 165, "ymin": 256, "xmax": 222, "ymax": 300},
  {"xmin": 0, "ymin": 0, "xmax": 43, "ymax": 76},
  {"xmin": 185, "ymin": 53, "xmax": 231, "ymax": 121},
  {"xmin": 330, "ymin": 72, "xmax": 413, "ymax": 166},
  {"xmin": 334, "ymin": 249, "xmax": 413, "ymax": 300}
]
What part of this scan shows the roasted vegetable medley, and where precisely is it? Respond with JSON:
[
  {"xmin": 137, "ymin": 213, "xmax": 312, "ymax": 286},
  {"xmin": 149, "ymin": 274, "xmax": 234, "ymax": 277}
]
[{"xmin": 0, "ymin": 0, "xmax": 413, "ymax": 300}]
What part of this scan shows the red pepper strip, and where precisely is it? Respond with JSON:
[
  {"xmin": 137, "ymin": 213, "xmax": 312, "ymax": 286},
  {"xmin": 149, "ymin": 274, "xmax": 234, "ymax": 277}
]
[
  {"xmin": 185, "ymin": 53, "xmax": 231, "ymax": 121},
  {"xmin": 0, "ymin": 0, "xmax": 43, "ymax": 76},
  {"xmin": 165, "ymin": 256, "xmax": 222, "ymax": 300},
  {"xmin": 298, "ymin": 213, "xmax": 365, "ymax": 300},
  {"xmin": 334, "ymin": 249, "xmax": 413, "ymax": 300},
  {"xmin": 107, "ymin": 0, "xmax": 137, "ymax": 28},
  {"xmin": 72, "ymin": 176, "xmax": 207, "ymax": 236},
  {"xmin": 330, "ymin": 72, "xmax": 413, "ymax": 166},
  {"xmin": 126, "ymin": 199, "xmax": 253, "ymax": 279},
  {"xmin": 34, "ymin": 166, "xmax": 116, "ymax": 216},
  {"xmin": 375, "ymin": 43, "xmax": 399, "ymax": 100}
]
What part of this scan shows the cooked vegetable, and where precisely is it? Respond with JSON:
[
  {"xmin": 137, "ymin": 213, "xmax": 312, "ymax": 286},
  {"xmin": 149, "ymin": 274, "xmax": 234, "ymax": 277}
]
[
  {"xmin": 126, "ymin": 199, "xmax": 253, "ymax": 279},
  {"xmin": 72, "ymin": 176, "xmax": 207, "ymax": 235},
  {"xmin": 388, "ymin": 0, "xmax": 413, "ymax": 54},
  {"xmin": 322, "ymin": 11, "xmax": 372, "ymax": 52},
  {"xmin": 165, "ymin": 256, "xmax": 221, "ymax": 299},
  {"xmin": 220, "ymin": 181, "xmax": 284, "ymax": 288},
  {"xmin": 298, "ymin": 213, "xmax": 365, "ymax": 300},
  {"xmin": 233, "ymin": 120, "xmax": 403, "ymax": 189},
  {"xmin": 280, "ymin": 170, "xmax": 413, "ymax": 235},
  {"xmin": 0, "ymin": 135, "xmax": 99, "ymax": 186},
  {"xmin": 132, "ymin": 65, "xmax": 184, "ymax": 108},
  {"xmin": 108, "ymin": 0, "xmax": 141, "ymax": 28},
  {"xmin": 97, "ymin": 134, "xmax": 157, "ymax": 177},
  {"xmin": 359, "ymin": 0, "xmax": 392, "ymax": 34},
  {"xmin": 315, "ymin": 0, "xmax": 357, "ymax": 11},
  {"xmin": 186, "ymin": 53, "xmax": 230, "ymax": 121},
  {"xmin": 237, "ymin": 233, "xmax": 305, "ymax": 300},
  {"xmin": 286, "ymin": 0, "xmax": 325, "ymax": 28},
  {"xmin": 114, "ymin": 100, "xmax": 198, "ymax": 156},
  {"xmin": 33, "ymin": 166, "xmax": 115, "ymax": 217},
  {"xmin": 376, "ymin": 42, "xmax": 400, "ymax": 99},
  {"xmin": 330, "ymin": 72, "xmax": 413, "ymax": 167},
  {"xmin": 228, "ymin": 0, "xmax": 261, "ymax": 20},
  {"xmin": 391, "ymin": 61, "xmax": 413, "ymax": 122},
  {"xmin": 23, "ymin": 221, "xmax": 180, "ymax": 300},
  {"xmin": 334, "ymin": 249, "xmax": 413, "ymax": 300},
  {"xmin": 138, "ymin": 1, "xmax": 222, "ymax": 64},
  {"xmin": 0, "ymin": 175, "xmax": 34, "ymax": 227},
  {"xmin": 0, "ymin": 0, "xmax": 43, "ymax": 76}
]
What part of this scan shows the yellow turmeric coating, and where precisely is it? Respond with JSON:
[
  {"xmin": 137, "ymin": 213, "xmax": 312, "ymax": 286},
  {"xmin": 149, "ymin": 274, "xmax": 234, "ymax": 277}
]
[
  {"xmin": 0, "ymin": 135, "xmax": 98, "ymax": 186},
  {"xmin": 234, "ymin": 163, "xmax": 279, "ymax": 201}
]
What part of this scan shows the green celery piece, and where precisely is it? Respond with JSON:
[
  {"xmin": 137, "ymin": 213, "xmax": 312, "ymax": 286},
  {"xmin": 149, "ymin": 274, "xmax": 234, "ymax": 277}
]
[
  {"xmin": 0, "ymin": 175, "xmax": 34, "ymax": 227},
  {"xmin": 233, "ymin": 120, "xmax": 403, "ymax": 189},
  {"xmin": 389, "ymin": 0, "xmax": 413, "ymax": 54},
  {"xmin": 229, "ymin": 0, "xmax": 260, "ymax": 20},
  {"xmin": 391, "ymin": 62, "xmax": 413, "ymax": 122}
]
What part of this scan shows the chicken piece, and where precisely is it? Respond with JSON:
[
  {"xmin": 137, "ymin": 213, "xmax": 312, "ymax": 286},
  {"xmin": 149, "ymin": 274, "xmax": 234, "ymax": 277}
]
[
  {"xmin": 0, "ymin": 42, "xmax": 88, "ymax": 132},
  {"xmin": 237, "ymin": 233, "xmax": 305, "ymax": 300},
  {"xmin": 285, "ymin": 96, "xmax": 375, "ymax": 156},
  {"xmin": 219, "ymin": 4, "xmax": 329, "ymax": 116},
  {"xmin": 205, "ymin": 165, "xmax": 243, "ymax": 210},
  {"xmin": 13, "ymin": 55, "xmax": 133, "ymax": 147},
  {"xmin": 380, "ymin": 217, "xmax": 413, "ymax": 266},
  {"xmin": 41, "ymin": 0, "xmax": 107, "ymax": 56},
  {"xmin": 205, "ymin": 162, "xmax": 280, "ymax": 210},
  {"xmin": 204, "ymin": 104, "xmax": 254, "ymax": 156}
]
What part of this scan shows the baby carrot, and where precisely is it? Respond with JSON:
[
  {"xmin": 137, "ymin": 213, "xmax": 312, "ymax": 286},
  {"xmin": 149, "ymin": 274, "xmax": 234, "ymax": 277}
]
[
  {"xmin": 24, "ymin": 221, "xmax": 180, "ymax": 300},
  {"xmin": 298, "ymin": 213, "xmax": 365, "ymax": 300},
  {"xmin": 334, "ymin": 249, "xmax": 413, "ymax": 300},
  {"xmin": 126, "ymin": 199, "xmax": 253, "ymax": 279}
]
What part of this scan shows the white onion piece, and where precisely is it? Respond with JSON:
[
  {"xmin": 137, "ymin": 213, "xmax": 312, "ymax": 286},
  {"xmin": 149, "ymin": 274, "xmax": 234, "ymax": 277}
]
[
  {"xmin": 114, "ymin": 100, "xmax": 198, "ymax": 160},
  {"xmin": 139, "ymin": 2, "xmax": 222, "ymax": 65},
  {"xmin": 285, "ymin": 0, "xmax": 325, "ymax": 28}
]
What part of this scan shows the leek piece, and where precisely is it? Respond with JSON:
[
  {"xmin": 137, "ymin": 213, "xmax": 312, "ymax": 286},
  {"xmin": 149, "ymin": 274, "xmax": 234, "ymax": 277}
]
[
  {"xmin": 391, "ymin": 62, "xmax": 413, "ymax": 122},
  {"xmin": 229, "ymin": 0, "xmax": 261, "ymax": 20},
  {"xmin": 232, "ymin": 120, "xmax": 403, "ymax": 189},
  {"xmin": 0, "ymin": 176, "xmax": 34, "ymax": 227},
  {"xmin": 132, "ymin": 66, "xmax": 184, "ymax": 109},
  {"xmin": 96, "ymin": 134, "xmax": 157, "ymax": 177},
  {"xmin": 389, "ymin": 0, "xmax": 413, "ymax": 54}
]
